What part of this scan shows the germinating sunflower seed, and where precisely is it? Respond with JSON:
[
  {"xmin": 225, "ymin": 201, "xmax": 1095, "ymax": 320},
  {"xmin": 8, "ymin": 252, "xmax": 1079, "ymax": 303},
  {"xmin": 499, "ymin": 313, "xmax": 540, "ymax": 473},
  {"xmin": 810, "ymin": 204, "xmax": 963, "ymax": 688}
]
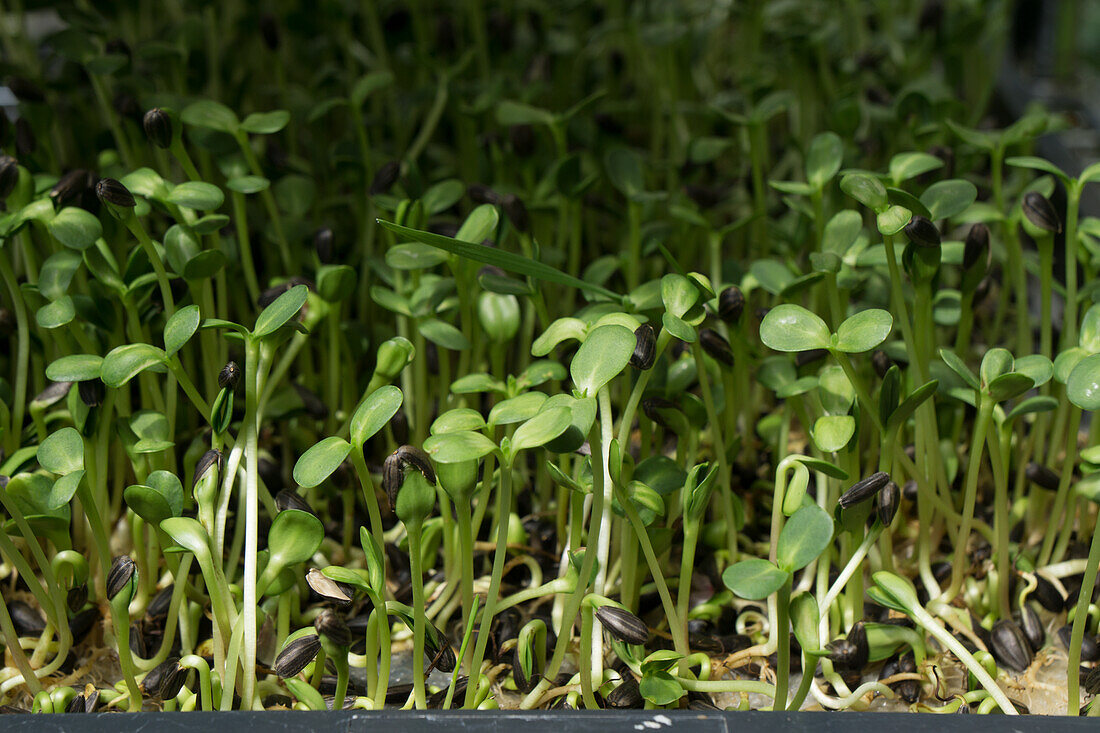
[
  {"xmin": 1022, "ymin": 191, "xmax": 1062, "ymax": 233},
  {"xmin": 94, "ymin": 177, "xmax": 136, "ymax": 208},
  {"xmin": 838, "ymin": 471, "xmax": 891, "ymax": 508},
  {"xmin": 629, "ymin": 324, "xmax": 656, "ymax": 370},
  {"xmin": 106, "ymin": 555, "xmax": 136, "ymax": 601},
  {"xmin": 306, "ymin": 568, "xmax": 354, "ymax": 604},
  {"xmin": 699, "ymin": 328, "xmax": 734, "ymax": 366},
  {"xmin": 218, "ymin": 361, "xmax": 241, "ymax": 390},
  {"xmin": 314, "ymin": 609, "xmax": 352, "ymax": 647},
  {"xmin": 718, "ymin": 286, "xmax": 745, "ymax": 324},
  {"xmin": 594, "ymin": 605, "xmax": 649, "ymax": 645},
  {"xmin": 990, "ymin": 618, "xmax": 1033, "ymax": 672},
  {"xmin": 274, "ymin": 634, "xmax": 321, "ymax": 678},
  {"xmin": 142, "ymin": 107, "xmax": 173, "ymax": 149},
  {"xmin": 904, "ymin": 215, "xmax": 941, "ymax": 248}
]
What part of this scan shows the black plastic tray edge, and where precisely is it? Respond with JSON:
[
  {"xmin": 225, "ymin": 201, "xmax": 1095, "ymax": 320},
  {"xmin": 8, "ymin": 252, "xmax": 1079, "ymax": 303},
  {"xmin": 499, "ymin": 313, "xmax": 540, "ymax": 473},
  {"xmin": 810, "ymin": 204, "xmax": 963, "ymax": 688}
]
[{"xmin": 1, "ymin": 709, "xmax": 1090, "ymax": 732}]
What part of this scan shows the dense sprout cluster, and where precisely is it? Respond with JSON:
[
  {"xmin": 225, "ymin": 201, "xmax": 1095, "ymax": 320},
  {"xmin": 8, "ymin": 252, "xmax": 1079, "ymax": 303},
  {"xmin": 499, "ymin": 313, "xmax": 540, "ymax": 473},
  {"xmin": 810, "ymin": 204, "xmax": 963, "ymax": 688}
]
[{"xmin": 0, "ymin": 0, "xmax": 1097, "ymax": 717}]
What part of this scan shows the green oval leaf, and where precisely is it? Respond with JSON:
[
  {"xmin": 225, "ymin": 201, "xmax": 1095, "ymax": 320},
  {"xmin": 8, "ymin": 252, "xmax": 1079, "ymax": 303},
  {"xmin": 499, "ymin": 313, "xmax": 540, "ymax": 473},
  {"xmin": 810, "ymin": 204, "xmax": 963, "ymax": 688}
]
[
  {"xmin": 1068, "ymin": 353, "xmax": 1100, "ymax": 411},
  {"xmin": 167, "ymin": 182, "xmax": 224, "ymax": 211},
  {"xmin": 921, "ymin": 179, "xmax": 977, "ymax": 220},
  {"xmin": 811, "ymin": 415, "xmax": 855, "ymax": 453},
  {"xmin": 511, "ymin": 407, "xmax": 572, "ymax": 454},
  {"xmin": 101, "ymin": 343, "xmax": 167, "ymax": 388},
  {"xmin": 806, "ymin": 132, "xmax": 843, "ymax": 188},
  {"xmin": 423, "ymin": 431, "xmax": 499, "ymax": 464},
  {"xmin": 181, "ymin": 100, "xmax": 240, "ymax": 133},
  {"xmin": 267, "ymin": 509, "xmax": 325, "ymax": 568},
  {"xmin": 293, "ymin": 436, "xmax": 352, "ymax": 488},
  {"xmin": 776, "ymin": 504, "xmax": 834, "ymax": 572},
  {"xmin": 49, "ymin": 207, "xmax": 102, "ymax": 250},
  {"xmin": 46, "ymin": 354, "xmax": 103, "ymax": 383},
  {"xmin": 759, "ymin": 304, "xmax": 830, "ymax": 353},
  {"xmin": 240, "ymin": 110, "xmax": 290, "ymax": 134},
  {"xmin": 834, "ymin": 309, "xmax": 892, "ymax": 353},
  {"xmin": 840, "ymin": 173, "xmax": 888, "ymax": 211},
  {"xmin": 876, "ymin": 205, "xmax": 912, "ymax": 236},
  {"xmin": 164, "ymin": 305, "xmax": 201, "ymax": 356},
  {"xmin": 419, "ymin": 318, "xmax": 470, "ymax": 351},
  {"xmin": 253, "ymin": 284, "xmax": 308, "ymax": 337},
  {"xmin": 350, "ymin": 385, "xmax": 403, "ymax": 447},
  {"xmin": 37, "ymin": 427, "xmax": 84, "ymax": 475},
  {"xmin": 721, "ymin": 558, "xmax": 788, "ymax": 600},
  {"xmin": 570, "ymin": 324, "xmax": 635, "ymax": 397}
]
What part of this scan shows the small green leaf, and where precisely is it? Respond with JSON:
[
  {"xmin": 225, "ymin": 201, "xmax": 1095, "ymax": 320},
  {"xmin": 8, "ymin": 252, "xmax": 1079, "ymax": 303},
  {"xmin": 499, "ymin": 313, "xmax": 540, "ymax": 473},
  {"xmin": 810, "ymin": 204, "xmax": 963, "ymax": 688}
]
[
  {"xmin": 293, "ymin": 437, "xmax": 352, "ymax": 488},
  {"xmin": 489, "ymin": 392, "xmax": 547, "ymax": 427},
  {"xmin": 806, "ymin": 132, "xmax": 843, "ymax": 188},
  {"xmin": 350, "ymin": 386, "xmax": 403, "ymax": 447},
  {"xmin": 1006, "ymin": 395, "xmax": 1058, "ymax": 422},
  {"xmin": 888, "ymin": 380, "xmax": 939, "ymax": 432},
  {"xmin": 423, "ymin": 431, "xmax": 499, "ymax": 464},
  {"xmin": 834, "ymin": 309, "xmax": 892, "ymax": 353},
  {"xmin": 37, "ymin": 427, "xmax": 84, "ymax": 475},
  {"xmin": 1013, "ymin": 354, "xmax": 1053, "ymax": 389},
  {"xmin": 455, "ymin": 204, "xmax": 500, "ymax": 244},
  {"xmin": 36, "ymin": 296, "xmax": 75, "ymax": 329},
  {"xmin": 46, "ymin": 354, "xmax": 103, "ymax": 383},
  {"xmin": 226, "ymin": 176, "xmax": 270, "ymax": 194},
  {"xmin": 759, "ymin": 304, "xmax": 831, "ymax": 352},
  {"xmin": 49, "ymin": 207, "xmax": 102, "ymax": 250},
  {"xmin": 419, "ymin": 318, "xmax": 470, "ymax": 351},
  {"xmin": 101, "ymin": 343, "xmax": 167, "ymax": 388},
  {"xmin": 253, "ymin": 284, "xmax": 308, "ymax": 337},
  {"xmin": 570, "ymin": 324, "xmax": 636, "ymax": 397},
  {"xmin": 181, "ymin": 100, "xmax": 240, "ymax": 133},
  {"xmin": 871, "ymin": 571, "xmax": 921, "ymax": 614},
  {"xmin": 350, "ymin": 71, "xmax": 394, "ymax": 108},
  {"xmin": 940, "ymin": 348, "xmax": 979, "ymax": 391},
  {"xmin": 606, "ymin": 148, "xmax": 645, "ymax": 199},
  {"xmin": 267, "ymin": 509, "xmax": 325, "ymax": 569},
  {"xmin": 316, "ymin": 265, "xmax": 356, "ymax": 302},
  {"xmin": 920, "ymin": 180, "xmax": 977, "ymax": 220},
  {"xmin": 639, "ymin": 671, "xmax": 686, "ymax": 706},
  {"xmin": 495, "ymin": 100, "xmax": 555, "ymax": 127},
  {"xmin": 790, "ymin": 593, "xmax": 821, "ymax": 652},
  {"xmin": 510, "ymin": 407, "xmax": 572, "ymax": 454},
  {"xmin": 430, "ymin": 409, "xmax": 486, "ymax": 435},
  {"xmin": 876, "ymin": 205, "xmax": 912, "ymax": 236},
  {"xmin": 889, "ymin": 151, "xmax": 943, "ymax": 183},
  {"xmin": 986, "ymin": 372, "xmax": 1034, "ymax": 402},
  {"xmin": 167, "ymin": 182, "xmax": 224, "ymax": 211},
  {"xmin": 1006, "ymin": 156, "xmax": 1070, "ymax": 184},
  {"xmin": 45, "ymin": 471, "xmax": 83, "ymax": 511},
  {"xmin": 721, "ymin": 558, "xmax": 788, "ymax": 600},
  {"xmin": 822, "ymin": 210, "xmax": 863, "ymax": 255},
  {"xmin": 164, "ymin": 305, "xmax": 201, "ymax": 356},
  {"xmin": 776, "ymin": 504, "xmax": 834, "ymax": 572},
  {"xmin": 840, "ymin": 173, "xmax": 888, "ymax": 211},
  {"xmin": 240, "ymin": 110, "xmax": 290, "ymax": 134},
  {"xmin": 1068, "ymin": 353, "xmax": 1100, "ymax": 410},
  {"xmin": 811, "ymin": 415, "xmax": 855, "ymax": 453}
]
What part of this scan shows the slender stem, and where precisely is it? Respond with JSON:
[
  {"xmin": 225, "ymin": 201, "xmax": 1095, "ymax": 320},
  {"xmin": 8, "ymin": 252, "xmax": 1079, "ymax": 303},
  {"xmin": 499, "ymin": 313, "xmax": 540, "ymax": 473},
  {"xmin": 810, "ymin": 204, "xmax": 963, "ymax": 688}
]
[
  {"xmin": 407, "ymin": 524, "xmax": 428, "ymax": 709},
  {"xmin": 465, "ymin": 456, "xmax": 513, "ymax": 706},
  {"xmin": 0, "ymin": 251, "xmax": 28, "ymax": 456},
  {"xmin": 239, "ymin": 338, "xmax": 261, "ymax": 709},
  {"xmin": 944, "ymin": 398, "xmax": 993, "ymax": 602},
  {"xmin": 1066, "ymin": 498, "xmax": 1100, "ymax": 710},
  {"xmin": 773, "ymin": 576, "xmax": 792, "ymax": 711},
  {"xmin": 1064, "ymin": 185, "xmax": 1082, "ymax": 348}
]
